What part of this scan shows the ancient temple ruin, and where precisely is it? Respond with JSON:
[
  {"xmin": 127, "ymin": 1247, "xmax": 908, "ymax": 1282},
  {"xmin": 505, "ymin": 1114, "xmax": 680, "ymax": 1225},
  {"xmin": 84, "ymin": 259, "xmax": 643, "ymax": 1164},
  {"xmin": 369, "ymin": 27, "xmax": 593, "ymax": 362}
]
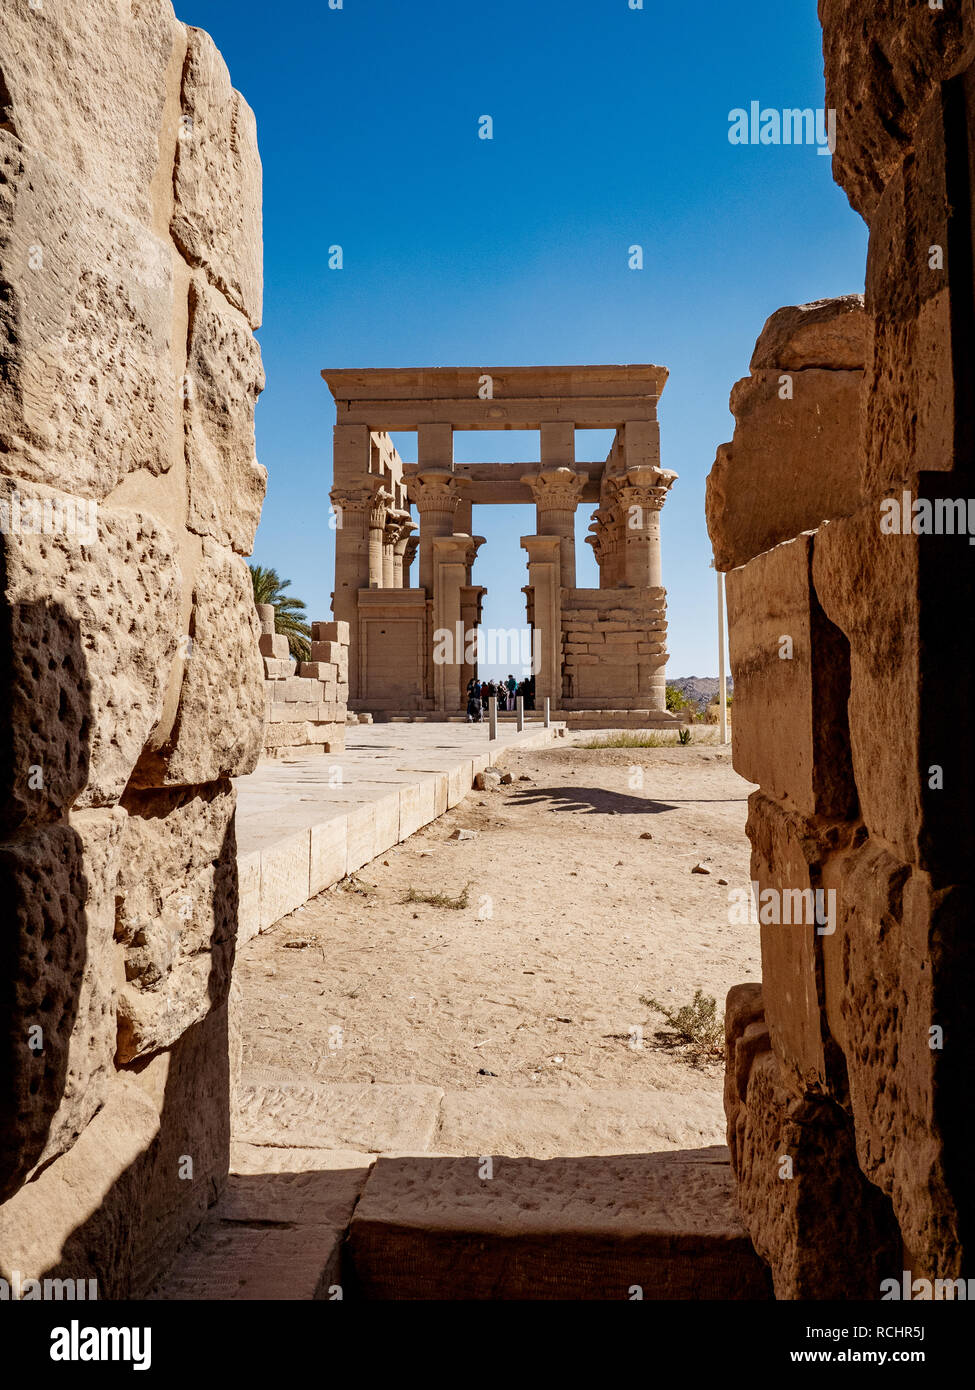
[{"xmin": 323, "ymin": 367, "xmax": 679, "ymax": 720}]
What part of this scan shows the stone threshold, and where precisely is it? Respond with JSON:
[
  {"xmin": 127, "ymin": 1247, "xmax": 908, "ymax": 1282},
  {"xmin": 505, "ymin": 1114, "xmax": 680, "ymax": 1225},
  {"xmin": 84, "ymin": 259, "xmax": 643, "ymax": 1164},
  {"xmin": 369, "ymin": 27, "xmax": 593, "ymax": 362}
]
[{"xmin": 149, "ymin": 1133, "xmax": 772, "ymax": 1301}]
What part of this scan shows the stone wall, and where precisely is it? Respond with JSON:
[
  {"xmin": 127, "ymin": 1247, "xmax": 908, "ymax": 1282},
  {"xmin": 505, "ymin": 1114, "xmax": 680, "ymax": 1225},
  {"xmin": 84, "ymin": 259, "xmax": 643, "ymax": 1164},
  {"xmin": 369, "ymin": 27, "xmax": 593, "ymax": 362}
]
[
  {"xmin": 708, "ymin": 2, "xmax": 975, "ymax": 1295},
  {"xmin": 257, "ymin": 608, "xmax": 349, "ymax": 754},
  {"xmin": 560, "ymin": 589, "xmax": 669, "ymax": 711},
  {"xmin": 0, "ymin": 3, "xmax": 265, "ymax": 1296}
]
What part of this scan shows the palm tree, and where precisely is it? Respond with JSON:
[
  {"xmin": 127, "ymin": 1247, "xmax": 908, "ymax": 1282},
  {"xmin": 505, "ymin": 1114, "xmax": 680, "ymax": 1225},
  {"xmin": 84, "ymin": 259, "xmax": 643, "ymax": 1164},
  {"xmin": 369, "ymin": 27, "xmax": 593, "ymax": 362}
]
[{"xmin": 249, "ymin": 564, "xmax": 311, "ymax": 664}]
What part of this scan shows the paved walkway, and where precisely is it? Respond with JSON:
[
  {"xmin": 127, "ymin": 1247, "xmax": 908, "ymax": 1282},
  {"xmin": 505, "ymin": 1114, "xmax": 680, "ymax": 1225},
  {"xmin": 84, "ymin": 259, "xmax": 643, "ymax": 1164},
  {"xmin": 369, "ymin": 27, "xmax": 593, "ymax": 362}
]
[{"xmin": 234, "ymin": 722, "xmax": 563, "ymax": 940}]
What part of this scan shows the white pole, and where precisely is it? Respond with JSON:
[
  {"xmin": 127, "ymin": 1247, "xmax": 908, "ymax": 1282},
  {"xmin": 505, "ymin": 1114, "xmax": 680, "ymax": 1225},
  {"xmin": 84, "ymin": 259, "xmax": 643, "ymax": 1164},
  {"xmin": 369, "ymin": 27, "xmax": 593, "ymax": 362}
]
[
  {"xmin": 489, "ymin": 695, "xmax": 498, "ymax": 742},
  {"xmin": 717, "ymin": 568, "xmax": 729, "ymax": 746},
  {"xmin": 516, "ymin": 695, "xmax": 525, "ymax": 732},
  {"xmin": 544, "ymin": 697, "xmax": 551, "ymax": 729}
]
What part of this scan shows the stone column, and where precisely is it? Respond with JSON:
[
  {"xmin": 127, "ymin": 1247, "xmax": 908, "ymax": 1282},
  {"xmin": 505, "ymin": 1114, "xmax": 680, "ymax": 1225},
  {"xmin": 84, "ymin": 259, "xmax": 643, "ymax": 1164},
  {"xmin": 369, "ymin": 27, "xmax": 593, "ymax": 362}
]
[
  {"xmin": 460, "ymin": 584, "xmax": 487, "ymax": 697},
  {"xmin": 409, "ymin": 469, "xmax": 463, "ymax": 595},
  {"xmin": 382, "ymin": 510, "xmax": 412, "ymax": 588},
  {"xmin": 431, "ymin": 535, "xmax": 471, "ymax": 713},
  {"xmin": 330, "ymin": 482, "xmax": 373, "ymax": 699},
  {"xmin": 613, "ymin": 465, "xmax": 677, "ymax": 589},
  {"xmin": 392, "ymin": 517, "xmax": 417, "ymax": 589},
  {"xmin": 521, "ymin": 534, "xmax": 562, "ymax": 707},
  {"xmin": 367, "ymin": 486, "xmax": 392, "ymax": 588},
  {"xmin": 526, "ymin": 467, "xmax": 586, "ymax": 588}
]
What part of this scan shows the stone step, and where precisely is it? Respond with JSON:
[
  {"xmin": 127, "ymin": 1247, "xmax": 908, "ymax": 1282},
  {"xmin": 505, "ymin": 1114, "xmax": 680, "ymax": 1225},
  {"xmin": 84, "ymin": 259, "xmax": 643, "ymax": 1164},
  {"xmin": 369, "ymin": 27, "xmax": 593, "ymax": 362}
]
[{"xmin": 345, "ymin": 1146, "xmax": 773, "ymax": 1300}]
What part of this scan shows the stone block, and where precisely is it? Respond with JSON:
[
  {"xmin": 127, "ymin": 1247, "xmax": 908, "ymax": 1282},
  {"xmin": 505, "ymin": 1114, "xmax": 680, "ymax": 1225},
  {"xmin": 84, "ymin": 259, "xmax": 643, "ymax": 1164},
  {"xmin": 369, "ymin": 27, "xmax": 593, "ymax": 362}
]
[
  {"xmin": 259, "ymin": 829, "xmax": 310, "ymax": 932},
  {"xmin": 0, "ymin": 135, "xmax": 181, "ymax": 498},
  {"xmin": 134, "ymin": 539, "xmax": 265, "ymax": 786},
  {"xmin": 0, "ymin": 0, "xmax": 182, "ymax": 225},
  {"xmin": 346, "ymin": 803, "xmax": 377, "ymax": 873},
  {"xmin": 374, "ymin": 792, "xmax": 401, "ymax": 855},
  {"xmin": 0, "ymin": 808, "xmax": 125, "ymax": 1200},
  {"xmin": 726, "ymin": 534, "xmax": 857, "ymax": 818},
  {"xmin": 311, "ymin": 620, "xmax": 350, "ymax": 644},
  {"xmin": 299, "ymin": 662, "xmax": 336, "ymax": 681},
  {"xmin": 820, "ymin": 0, "xmax": 975, "ymax": 220},
  {"xmin": 114, "ymin": 781, "xmax": 238, "ymax": 1063},
  {"xmin": 399, "ymin": 784, "xmax": 422, "ymax": 841},
  {"xmin": 172, "ymin": 26, "xmax": 263, "ymax": 328},
  {"xmin": 237, "ymin": 849, "xmax": 261, "ymax": 947},
  {"xmin": 310, "ymin": 817, "xmax": 348, "ymax": 896},
  {"xmin": 707, "ymin": 348, "xmax": 864, "ymax": 571},
  {"xmin": 347, "ymin": 1149, "xmax": 772, "ymax": 1301},
  {"xmin": 259, "ymin": 632, "xmax": 290, "ymax": 660},
  {"xmin": 184, "ymin": 275, "xmax": 266, "ymax": 554},
  {"xmin": 0, "ymin": 492, "xmax": 181, "ymax": 831},
  {"xmin": 262, "ymin": 657, "xmax": 292, "ymax": 678},
  {"xmin": 310, "ymin": 641, "xmax": 344, "ymax": 664},
  {"xmin": 447, "ymin": 761, "xmax": 473, "ymax": 808}
]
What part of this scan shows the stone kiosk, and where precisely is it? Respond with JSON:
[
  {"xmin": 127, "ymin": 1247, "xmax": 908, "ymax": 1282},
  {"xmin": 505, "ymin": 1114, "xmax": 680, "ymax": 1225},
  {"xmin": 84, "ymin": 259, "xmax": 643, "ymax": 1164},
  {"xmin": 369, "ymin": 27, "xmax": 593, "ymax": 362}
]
[{"xmin": 323, "ymin": 366, "xmax": 681, "ymax": 724}]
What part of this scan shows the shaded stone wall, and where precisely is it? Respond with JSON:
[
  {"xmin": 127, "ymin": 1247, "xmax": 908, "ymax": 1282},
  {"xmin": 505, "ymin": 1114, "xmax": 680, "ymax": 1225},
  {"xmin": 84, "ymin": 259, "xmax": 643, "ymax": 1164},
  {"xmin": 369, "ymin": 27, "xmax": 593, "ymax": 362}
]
[
  {"xmin": 709, "ymin": 4, "xmax": 975, "ymax": 1296},
  {"xmin": 0, "ymin": 4, "xmax": 265, "ymax": 1296}
]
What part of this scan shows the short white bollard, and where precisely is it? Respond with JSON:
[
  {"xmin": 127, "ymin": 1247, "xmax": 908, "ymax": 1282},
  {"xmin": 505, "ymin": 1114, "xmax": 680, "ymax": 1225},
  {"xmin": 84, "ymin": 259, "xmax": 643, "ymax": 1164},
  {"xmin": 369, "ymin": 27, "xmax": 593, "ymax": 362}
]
[
  {"xmin": 516, "ymin": 695, "xmax": 525, "ymax": 732},
  {"xmin": 544, "ymin": 698, "xmax": 551, "ymax": 729},
  {"xmin": 489, "ymin": 696, "xmax": 498, "ymax": 741}
]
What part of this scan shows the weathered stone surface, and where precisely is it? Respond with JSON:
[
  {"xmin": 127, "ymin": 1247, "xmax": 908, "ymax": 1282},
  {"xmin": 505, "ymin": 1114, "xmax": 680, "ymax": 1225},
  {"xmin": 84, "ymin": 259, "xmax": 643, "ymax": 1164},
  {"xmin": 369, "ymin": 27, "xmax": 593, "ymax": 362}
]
[
  {"xmin": 0, "ymin": 492, "xmax": 181, "ymax": 831},
  {"xmin": 134, "ymin": 540, "xmax": 265, "ymax": 786},
  {"xmin": 861, "ymin": 91, "xmax": 957, "ymax": 495},
  {"xmin": 114, "ymin": 781, "xmax": 238, "ymax": 1063},
  {"xmin": 0, "ymin": 1074, "xmax": 161, "ymax": 1293},
  {"xmin": 820, "ymin": 0, "xmax": 975, "ymax": 219},
  {"xmin": 745, "ymin": 793, "xmax": 849, "ymax": 1101},
  {"xmin": 348, "ymin": 1149, "xmax": 772, "ymax": 1301},
  {"xmin": 184, "ymin": 277, "xmax": 266, "ymax": 554},
  {"xmin": 749, "ymin": 294, "xmax": 868, "ymax": 371},
  {"xmin": 0, "ymin": 809, "xmax": 125, "ymax": 1200},
  {"xmin": 730, "ymin": 1046, "xmax": 901, "ymax": 1299},
  {"xmin": 727, "ymin": 535, "xmax": 857, "ymax": 818},
  {"xmin": 823, "ymin": 839, "xmax": 964, "ymax": 1276},
  {"xmin": 172, "ymin": 27, "xmax": 263, "ymax": 328},
  {"xmin": 0, "ymin": 135, "xmax": 181, "ymax": 499},
  {"xmin": 0, "ymin": 0, "xmax": 182, "ymax": 224},
  {"xmin": 707, "ymin": 300, "xmax": 865, "ymax": 572},
  {"xmin": 812, "ymin": 509, "xmax": 922, "ymax": 866}
]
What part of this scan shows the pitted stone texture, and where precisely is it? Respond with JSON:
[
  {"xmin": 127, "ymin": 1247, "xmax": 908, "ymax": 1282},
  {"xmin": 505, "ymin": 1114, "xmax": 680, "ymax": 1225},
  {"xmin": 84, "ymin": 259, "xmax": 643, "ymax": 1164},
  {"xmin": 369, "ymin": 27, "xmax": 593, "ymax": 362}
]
[
  {"xmin": 820, "ymin": 0, "xmax": 975, "ymax": 219},
  {"xmin": 0, "ymin": 134, "xmax": 180, "ymax": 499},
  {"xmin": 0, "ymin": 493, "xmax": 181, "ymax": 832},
  {"xmin": 707, "ymin": 298, "xmax": 865, "ymax": 572},
  {"xmin": 172, "ymin": 27, "xmax": 263, "ymax": 328},
  {"xmin": 823, "ymin": 839, "xmax": 963, "ymax": 1277},
  {"xmin": 0, "ymin": 0, "xmax": 182, "ymax": 224},
  {"xmin": 0, "ymin": 809, "xmax": 125, "ymax": 1201},
  {"xmin": 730, "ymin": 1046, "xmax": 901, "ymax": 1300},
  {"xmin": 726, "ymin": 535, "xmax": 857, "ymax": 818},
  {"xmin": 114, "ymin": 781, "xmax": 238, "ymax": 1063},
  {"xmin": 135, "ymin": 540, "xmax": 265, "ymax": 786},
  {"xmin": 184, "ymin": 277, "xmax": 266, "ymax": 553},
  {"xmin": 348, "ymin": 1148, "xmax": 772, "ymax": 1300}
]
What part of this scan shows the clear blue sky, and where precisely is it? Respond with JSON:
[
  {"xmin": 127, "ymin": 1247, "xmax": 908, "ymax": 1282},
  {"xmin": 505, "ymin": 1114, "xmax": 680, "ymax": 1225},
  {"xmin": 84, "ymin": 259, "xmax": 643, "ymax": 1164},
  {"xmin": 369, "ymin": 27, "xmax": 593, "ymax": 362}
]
[{"xmin": 181, "ymin": 0, "xmax": 867, "ymax": 677}]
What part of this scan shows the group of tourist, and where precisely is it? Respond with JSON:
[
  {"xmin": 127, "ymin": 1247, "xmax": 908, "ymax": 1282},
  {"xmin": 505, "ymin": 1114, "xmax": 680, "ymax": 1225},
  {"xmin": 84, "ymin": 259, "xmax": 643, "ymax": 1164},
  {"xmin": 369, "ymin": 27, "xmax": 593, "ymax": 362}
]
[{"xmin": 465, "ymin": 674, "xmax": 535, "ymax": 723}]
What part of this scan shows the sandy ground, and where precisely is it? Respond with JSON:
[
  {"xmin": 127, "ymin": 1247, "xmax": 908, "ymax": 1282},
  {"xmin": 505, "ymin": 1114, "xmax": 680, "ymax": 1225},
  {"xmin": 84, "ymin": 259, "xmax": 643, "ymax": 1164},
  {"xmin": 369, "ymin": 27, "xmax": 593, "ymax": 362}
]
[{"xmin": 235, "ymin": 736, "xmax": 761, "ymax": 1156}]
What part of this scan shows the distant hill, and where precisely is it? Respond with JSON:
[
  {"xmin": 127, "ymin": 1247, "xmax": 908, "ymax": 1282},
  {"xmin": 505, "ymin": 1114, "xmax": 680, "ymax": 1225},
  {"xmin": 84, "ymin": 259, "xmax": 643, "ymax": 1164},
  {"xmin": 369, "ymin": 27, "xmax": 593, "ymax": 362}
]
[{"xmin": 667, "ymin": 675, "xmax": 734, "ymax": 710}]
